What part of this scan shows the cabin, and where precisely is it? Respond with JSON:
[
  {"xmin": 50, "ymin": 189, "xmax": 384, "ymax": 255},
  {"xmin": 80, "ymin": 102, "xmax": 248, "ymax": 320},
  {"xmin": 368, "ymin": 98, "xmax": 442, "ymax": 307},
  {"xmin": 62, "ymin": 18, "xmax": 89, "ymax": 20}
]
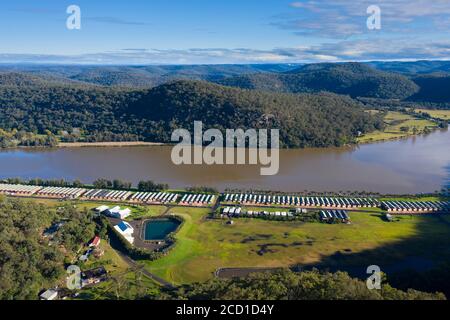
[
  {"xmin": 320, "ymin": 210, "xmax": 350, "ymax": 223},
  {"xmin": 0, "ymin": 183, "xmax": 43, "ymax": 196},
  {"xmin": 95, "ymin": 205, "xmax": 110, "ymax": 213},
  {"xmin": 104, "ymin": 206, "xmax": 131, "ymax": 219},
  {"xmin": 43, "ymin": 221, "xmax": 65, "ymax": 238},
  {"xmin": 381, "ymin": 200, "xmax": 450, "ymax": 214},
  {"xmin": 89, "ymin": 236, "xmax": 101, "ymax": 247}
]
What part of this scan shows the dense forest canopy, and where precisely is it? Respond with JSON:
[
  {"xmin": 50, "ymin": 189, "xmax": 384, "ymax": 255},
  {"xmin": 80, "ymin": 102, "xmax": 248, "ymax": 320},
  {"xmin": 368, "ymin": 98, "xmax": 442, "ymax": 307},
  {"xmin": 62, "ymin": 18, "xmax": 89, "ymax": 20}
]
[
  {"xmin": 367, "ymin": 60, "xmax": 450, "ymax": 74},
  {"xmin": 0, "ymin": 64, "xmax": 301, "ymax": 88},
  {"xmin": 0, "ymin": 75, "xmax": 384, "ymax": 148},
  {"xmin": 0, "ymin": 196, "xmax": 97, "ymax": 299},
  {"xmin": 0, "ymin": 60, "xmax": 449, "ymax": 148},
  {"xmin": 408, "ymin": 74, "xmax": 450, "ymax": 103},
  {"xmin": 218, "ymin": 62, "xmax": 420, "ymax": 100},
  {"xmin": 172, "ymin": 269, "xmax": 445, "ymax": 300}
]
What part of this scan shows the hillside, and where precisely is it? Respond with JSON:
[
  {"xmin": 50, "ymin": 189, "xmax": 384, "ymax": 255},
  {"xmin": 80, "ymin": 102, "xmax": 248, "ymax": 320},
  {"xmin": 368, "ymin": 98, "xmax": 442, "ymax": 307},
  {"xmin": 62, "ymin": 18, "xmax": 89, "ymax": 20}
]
[
  {"xmin": 218, "ymin": 62, "xmax": 420, "ymax": 100},
  {"xmin": 0, "ymin": 75, "xmax": 383, "ymax": 148},
  {"xmin": 368, "ymin": 60, "xmax": 450, "ymax": 74},
  {"xmin": 408, "ymin": 74, "xmax": 450, "ymax": 103},
  {"xmin": 0, "ymin": 64, "xmax": 301, "ymax": 88}
]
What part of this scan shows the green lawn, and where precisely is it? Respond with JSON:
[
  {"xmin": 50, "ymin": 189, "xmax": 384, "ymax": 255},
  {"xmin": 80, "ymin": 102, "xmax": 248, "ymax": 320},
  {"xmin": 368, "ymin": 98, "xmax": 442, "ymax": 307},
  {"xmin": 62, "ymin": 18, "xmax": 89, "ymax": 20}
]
[
  {"xmin": 414, "ymin": 109, "xmax": 450, "ymax": 121},
  {"xmin": 145, "ymin": 206, "xmax": 450, "ymax": 285},
  {"xmin": 358, "ymin": 111, "xmax": 438, "ymax": 143},
  {"xmin": 22, "ymin": 197, "xmax": 450, "ymax": 287}
]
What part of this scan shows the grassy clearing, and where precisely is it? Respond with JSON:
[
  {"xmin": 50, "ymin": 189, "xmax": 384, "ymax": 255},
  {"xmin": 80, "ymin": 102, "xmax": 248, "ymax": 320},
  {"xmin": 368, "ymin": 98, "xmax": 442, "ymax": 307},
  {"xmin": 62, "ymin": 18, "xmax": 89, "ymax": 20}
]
[
  {"xmin": 82, "ymin": 242, "xmax": 129, "ymax": 275},
  {"xmin": 145, "ymin": 206, "xmax": 450, "ymax": 285},
  {"xmin": 414, "ymin": 109, "xmax": 450, "ymax": 121},
  {"xmin": 22, "ymin": 197, "xmax": 450, "ymax": 287},
  {"xmin": 358, "ymin": 111, "xmax": 438, "ymax": 143}
]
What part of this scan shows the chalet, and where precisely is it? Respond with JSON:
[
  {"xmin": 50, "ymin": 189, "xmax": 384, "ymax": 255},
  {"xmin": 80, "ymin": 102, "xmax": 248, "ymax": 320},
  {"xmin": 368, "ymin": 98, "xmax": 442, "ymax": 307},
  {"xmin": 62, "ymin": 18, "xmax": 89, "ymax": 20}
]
[{"xmin": 89, "ymin": 235, "xmax": 101, "ymax": 247}]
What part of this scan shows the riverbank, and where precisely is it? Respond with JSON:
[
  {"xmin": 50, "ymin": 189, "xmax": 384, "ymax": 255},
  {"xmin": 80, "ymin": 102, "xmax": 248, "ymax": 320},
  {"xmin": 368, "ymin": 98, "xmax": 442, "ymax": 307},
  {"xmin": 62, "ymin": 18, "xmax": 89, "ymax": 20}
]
[
  {"xmin": 1, "ymin": 127, "xmax": 449, "ymax": 194},
  {"xmin": 58, "ymin": 141, "xmax": 166, "ymax": 148},
  {"xmin": 357, "ymin": 111, "xmax": 441, "ymax": 144}
]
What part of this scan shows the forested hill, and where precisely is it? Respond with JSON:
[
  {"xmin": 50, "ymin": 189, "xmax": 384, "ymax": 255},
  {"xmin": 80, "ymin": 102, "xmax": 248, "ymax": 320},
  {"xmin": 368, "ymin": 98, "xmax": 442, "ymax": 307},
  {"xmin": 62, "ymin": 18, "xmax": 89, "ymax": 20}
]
[
  {"xmin": 0, "ymin": 64, "xmax": 301, "ymax": 88},
  {"xmin": 127, "ymin": 81, "xmax": 384, "ymax": 147},
  {"xmin": 218, "ymin": 62, "xmax": 420, "ymax": 100},
  {"xmin": 367, "ymin": 60, "xmax": 450, "ymax": 74},
  {"xmin": 408, "ymin": 74, "xmax": 450, "ymax": 103},
  {"xmin": 0, "ymin": 77, "xmax": 384, "ymax": 148}
]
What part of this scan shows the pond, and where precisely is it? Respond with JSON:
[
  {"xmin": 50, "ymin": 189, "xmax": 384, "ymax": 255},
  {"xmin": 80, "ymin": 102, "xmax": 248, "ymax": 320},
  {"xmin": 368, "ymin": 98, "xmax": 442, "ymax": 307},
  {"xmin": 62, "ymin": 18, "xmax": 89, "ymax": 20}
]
[{"xmin": 143, "ymin": 218, "xmax": 181, "ymax": 241}]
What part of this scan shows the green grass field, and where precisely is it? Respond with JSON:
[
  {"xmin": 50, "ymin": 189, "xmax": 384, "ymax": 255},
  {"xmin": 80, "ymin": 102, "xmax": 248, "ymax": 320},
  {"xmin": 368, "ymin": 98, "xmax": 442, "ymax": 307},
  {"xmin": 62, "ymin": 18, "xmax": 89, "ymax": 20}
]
[
  {"xmin": 358, "ymin": 111, "xmax": 438, "ymax": 143},
  {"xmin": 145, "ymin": 206, "xmax": 450, "ymax": 285},
  {"xmin": 414, "ymin": 109, "xmax": 450, "ymax": 121},
  {"xmin": 22, "ymin": 197, "xmax": 450, "ymax": 287}
]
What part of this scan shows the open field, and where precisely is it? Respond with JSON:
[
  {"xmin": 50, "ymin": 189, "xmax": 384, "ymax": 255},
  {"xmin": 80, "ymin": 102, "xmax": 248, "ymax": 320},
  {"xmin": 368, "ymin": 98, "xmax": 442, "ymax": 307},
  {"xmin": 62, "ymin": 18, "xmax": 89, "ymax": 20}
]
[
  {"xmin": 145, "ymin": 206, "xmax": 450, "ymax": 285},
  {"xmin": 19, "ymin": 197, "xmax": 450, "ymax": 287},
  {"xmin": 358, "ymin": 111, "xmax": 438, "ymax": 143},
  {"xmin": 414, "ymin": 109, "xmax": 450, "ymax": 121}
]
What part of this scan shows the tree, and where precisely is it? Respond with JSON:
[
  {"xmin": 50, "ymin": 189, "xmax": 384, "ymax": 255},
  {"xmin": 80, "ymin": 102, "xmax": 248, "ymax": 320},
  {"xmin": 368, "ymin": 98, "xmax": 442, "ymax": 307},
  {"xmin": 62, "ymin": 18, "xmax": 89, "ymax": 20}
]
[{"xmin": 172, "ymin": 269, "xmax": 446, "ymax": 300}]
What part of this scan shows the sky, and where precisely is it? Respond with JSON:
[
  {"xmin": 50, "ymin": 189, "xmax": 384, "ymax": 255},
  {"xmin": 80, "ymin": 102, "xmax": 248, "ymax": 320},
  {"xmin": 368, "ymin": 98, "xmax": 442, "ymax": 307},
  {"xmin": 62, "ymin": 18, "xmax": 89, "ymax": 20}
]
[{"xmin": 0, "ymin": 0, "xmax": 450, "ymax": 64}]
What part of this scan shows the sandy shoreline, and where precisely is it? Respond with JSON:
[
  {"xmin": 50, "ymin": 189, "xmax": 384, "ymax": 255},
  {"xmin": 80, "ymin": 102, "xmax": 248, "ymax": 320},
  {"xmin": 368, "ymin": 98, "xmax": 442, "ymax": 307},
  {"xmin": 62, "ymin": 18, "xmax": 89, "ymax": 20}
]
[{"xmin": 58, "ymin": 141, "xmax": 166, "ymax": 148}]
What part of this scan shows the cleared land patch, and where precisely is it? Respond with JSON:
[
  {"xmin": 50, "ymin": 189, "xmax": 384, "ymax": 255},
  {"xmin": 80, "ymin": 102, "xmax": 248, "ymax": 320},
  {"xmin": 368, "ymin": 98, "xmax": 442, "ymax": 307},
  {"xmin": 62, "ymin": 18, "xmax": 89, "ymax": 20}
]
[
  {"xmin": 358, "ymin": 111, "xmax": 438, "ymax": 143},
  {"xmin": 144, "ymin": 205, "xmax": 450, "ymax": 284}
]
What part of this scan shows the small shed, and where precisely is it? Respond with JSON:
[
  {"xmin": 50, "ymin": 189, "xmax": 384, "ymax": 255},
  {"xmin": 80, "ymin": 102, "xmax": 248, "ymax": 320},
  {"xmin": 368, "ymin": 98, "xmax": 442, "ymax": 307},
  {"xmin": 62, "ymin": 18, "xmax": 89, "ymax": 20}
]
[{"xmin": 40, "ymin": 289, "xmax": 58, "ymax": 301}]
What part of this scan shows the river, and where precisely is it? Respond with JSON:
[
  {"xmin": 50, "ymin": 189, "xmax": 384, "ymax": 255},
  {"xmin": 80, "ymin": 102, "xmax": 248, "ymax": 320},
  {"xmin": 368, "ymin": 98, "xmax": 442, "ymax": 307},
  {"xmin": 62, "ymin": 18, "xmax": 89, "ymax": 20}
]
[{"xmin": 0, "ymin": 129, "xmax": 449, "ymax": 194}]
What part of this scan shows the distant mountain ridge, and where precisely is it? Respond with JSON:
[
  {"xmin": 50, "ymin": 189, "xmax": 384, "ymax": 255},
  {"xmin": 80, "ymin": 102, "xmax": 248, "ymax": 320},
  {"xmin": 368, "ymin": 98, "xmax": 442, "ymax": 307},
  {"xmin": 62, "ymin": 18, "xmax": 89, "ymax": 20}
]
[
  {"xmin": 0, "ymin": 64, "xmax": 301, "ymax": 88},
  {"xmin": 218, "ymin": 62, "xmax": 420, "ymax": 100},
  {"xmin": 1, "ymin": 61, "xmax": 449, "ymax": 104}
]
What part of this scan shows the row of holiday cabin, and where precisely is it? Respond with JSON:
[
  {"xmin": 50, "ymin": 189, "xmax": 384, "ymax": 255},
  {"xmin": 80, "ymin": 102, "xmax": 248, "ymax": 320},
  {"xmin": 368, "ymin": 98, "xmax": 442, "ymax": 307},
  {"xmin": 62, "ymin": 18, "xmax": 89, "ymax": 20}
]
[
  {"xmin": 1, "ymin": 184, "xmax": 449, "ymax": 214},
  {"xmin": 178, "ymin": 194, "xmax": 215, "ymax": 206},
  {"xmin": 36, "ymin": 187, "xmax": 87, "ymax": 199},
  {"xmin": 223, "ymin": 194, "xmax": 379, "ymax": 208},
  {"xmin": 0, "ymin": 183, "xmax": 43, "ymax": 196},
  {"xmin": 319, "ymin": 210, "xmax": 350, "ymax": 223},
  {"xmin": 381, "ymin": 201, "xmax": 450, "ymax": 213},
  {"xmin": 81, "ymin": 189, "xmax": 133, "ymax": 201},
  {"xmin": 129, "ymin": 192, "xmax": 179, "ymax": 204},
  {"xmin": 221, "ymin": 206, "xmax": 294, "ymax": 218}
]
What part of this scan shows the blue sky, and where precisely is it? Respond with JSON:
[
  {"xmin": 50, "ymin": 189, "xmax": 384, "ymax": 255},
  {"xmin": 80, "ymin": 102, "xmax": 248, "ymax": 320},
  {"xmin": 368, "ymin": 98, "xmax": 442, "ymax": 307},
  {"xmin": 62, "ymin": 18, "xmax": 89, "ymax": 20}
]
[{"xmin": 0, "ymin": 0, "xmax": 450, "ymax": 64}]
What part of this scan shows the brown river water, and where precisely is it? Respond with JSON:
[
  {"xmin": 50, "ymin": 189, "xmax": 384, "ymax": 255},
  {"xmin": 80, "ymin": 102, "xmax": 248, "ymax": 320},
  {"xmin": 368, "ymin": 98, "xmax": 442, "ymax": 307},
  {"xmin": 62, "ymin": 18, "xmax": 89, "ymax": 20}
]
[{"xmin": 0, "ymin": 129, "xmax": 449, "ymax": 194}]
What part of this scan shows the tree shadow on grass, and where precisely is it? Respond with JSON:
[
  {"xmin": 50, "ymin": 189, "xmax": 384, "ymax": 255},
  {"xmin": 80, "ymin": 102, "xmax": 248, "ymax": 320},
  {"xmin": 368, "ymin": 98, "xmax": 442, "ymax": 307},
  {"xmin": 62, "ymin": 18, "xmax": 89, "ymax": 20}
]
[{"xmin": 296, "ymin": 191, "xmax": 450, "ymax": 296}]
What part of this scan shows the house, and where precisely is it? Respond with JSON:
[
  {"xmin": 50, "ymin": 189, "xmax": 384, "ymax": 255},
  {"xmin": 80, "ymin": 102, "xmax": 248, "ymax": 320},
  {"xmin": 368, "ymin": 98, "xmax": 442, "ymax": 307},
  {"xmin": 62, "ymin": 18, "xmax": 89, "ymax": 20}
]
[
  {"xmin": 43, "ymin": 221, "xmax": 65, "ymax": 238},
  {"xmin": 104, "ymin": 206, "xmax": 131, "ymax": 219},
  {"xmin": 95, "ymin": 205, "xmax": 110, "ymax": 213},
  {"xmin": 114, "ymin": 221, "xmax": 134, "ymax": 244},
  {"xmin": 40, "ymin": 289, "xmax": 58, "ymax": 301},
  {"xmin": 89, "ymin": 235, "xmax": 101, "ymax": 247},
  {"xmin": 81, "ymin": 267, "xmax": 108, "ymax": 287},
  {"xmin": 118, "ymin": 208, "xmax": 131, "ymax": 219}
]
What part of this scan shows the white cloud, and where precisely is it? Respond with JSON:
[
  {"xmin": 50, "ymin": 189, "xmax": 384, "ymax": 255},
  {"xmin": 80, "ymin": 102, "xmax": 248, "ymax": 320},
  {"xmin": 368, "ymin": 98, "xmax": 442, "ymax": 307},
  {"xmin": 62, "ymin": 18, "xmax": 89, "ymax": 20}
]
[
  {"xmin": 1, "ymin": 38, "xmax": 449, "ymax": 64},
  {"xmin": 281, "ymin": 0, "xmax": 450, "ymax": 38}
]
